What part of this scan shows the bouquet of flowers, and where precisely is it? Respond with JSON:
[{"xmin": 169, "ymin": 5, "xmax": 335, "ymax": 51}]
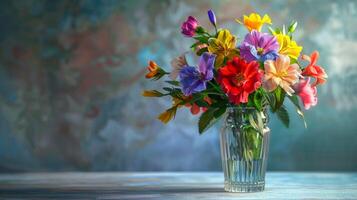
[{"xmin": 142, "ymin": 10, "xmax": 327, "ymax": 134}]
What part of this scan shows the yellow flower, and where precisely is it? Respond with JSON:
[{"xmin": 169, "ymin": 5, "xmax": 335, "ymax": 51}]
[
  {"xmin": 142, "ymin": 90, "xmax": 164, "ymax": 97},
  {"xmin": 157, "ymin": 97, "xmax": 184, "ymax": 124},
  {"xmin": 236, "ymin": 13, "xmax": 272, "ymax": 32},
  {"xmin": 208, "ymin": 29, "xmax": 239, "ymax": 68},
  {"xmin": 274, "ymin": 33, "xmax": 303, "ymax": 60},
  {"xmin": 157, "ymin": 106, "xmax": 178, "ymax": 124}
]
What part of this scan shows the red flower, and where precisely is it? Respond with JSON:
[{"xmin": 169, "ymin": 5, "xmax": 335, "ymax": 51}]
[
  {"xmin": 184, "ymin": 96, "xmax": 212, "ymax": 115},
  {"xmin": 301, "ymin": 51, "xmax": 328, "ymax": 86},
  {"xmin": 217, "ymin": 57, "xmax": 263, "ymax": 104}
]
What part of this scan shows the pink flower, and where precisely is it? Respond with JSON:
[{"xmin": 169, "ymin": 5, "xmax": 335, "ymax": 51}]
[
  {"xmin": 293, "ymin": 78, "xmax": 318, "ymax": 110},
  {"xmin": 181, "ymin": 16, "xmax": 198, "ymax": 37},
  {"xmin": 170, "ymin": 54, "xmax": 188, "ymax": 80},
  {"xmin": 194, "ymin": 43, "xmax": 208, "ymax": 54}
]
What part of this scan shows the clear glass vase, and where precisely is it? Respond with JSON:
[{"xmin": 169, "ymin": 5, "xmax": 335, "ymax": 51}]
[{"xmin": 220, "ymin": 107, "xmax": 270, "ymax": 192}]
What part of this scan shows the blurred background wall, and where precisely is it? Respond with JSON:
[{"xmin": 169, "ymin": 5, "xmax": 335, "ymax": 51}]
[{"xmin": 0, "ymin": 0, "xmax": 356, "ymax": 172}]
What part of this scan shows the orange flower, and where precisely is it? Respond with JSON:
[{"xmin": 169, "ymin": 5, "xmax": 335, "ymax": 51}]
[
  {"xmin": 145, "ymin": 61, "xmax": 167, "ymax": 80},
  {"xmin": 145, "ymin": 61, "xmax": 159, "ymax": 79},
  {"xmin": 301, "ymin": 51, "xmax": 328, "ymax": 86}
]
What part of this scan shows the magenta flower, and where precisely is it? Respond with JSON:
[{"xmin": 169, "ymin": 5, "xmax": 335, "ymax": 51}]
[
  {"xmin": 293, "ymin": 78, "xmax": 318, "ymax": 110},
  {"xmin": 239, "ymin": 30, "xmax": 279, "ymax": 62},
  {"xmin": 179, "ymin": 52, "xmax": 215, "ymax": 96},
  {"xmin": 181, "ymin": 16, "xmax": 198, "ymax": 37}
]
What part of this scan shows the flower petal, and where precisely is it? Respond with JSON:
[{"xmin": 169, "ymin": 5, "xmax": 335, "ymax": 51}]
[{"xmin": 198, "ymin": 52, "xmax": 215, "ymax": 80}]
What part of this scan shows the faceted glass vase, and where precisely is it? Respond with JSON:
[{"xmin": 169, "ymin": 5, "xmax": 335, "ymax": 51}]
[{"xmin": 220, "ymin": 107, "xmax": 270, "ymax": 192}]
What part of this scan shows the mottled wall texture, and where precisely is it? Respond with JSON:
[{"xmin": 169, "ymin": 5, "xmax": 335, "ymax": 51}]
[{"xmin": 0, "ymin": 0, "xmax": 356, "ymax": 172}]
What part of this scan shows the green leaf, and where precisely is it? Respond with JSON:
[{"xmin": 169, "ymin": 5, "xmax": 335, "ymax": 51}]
[
  {"xmin": 259, "ymin": 62, "xmax": 264, "ymax": 70},
  {"xmin": 195, "ymin": 99, "xmax": 209, "ymax": 107},
  {"xmin": 210, "ymin": 100, "xmax": 227, "ymax": 108},
  {"xmin": 183, "ymin": 93, "xmax": 203, "ymax": 105},
  {"xmin": 151, "ymin": 69, "xmax": 169, "ymax": 81},
  {"xmin": 274, "ymin": 87, "xmax": 285, "ymax": 111},
  {"xmin": 193, "ymin": 35, "xmax": 208, "ymax": 43},
  {"xmin": 198, "ymin": 106, "xmax": 226, "ymax": 134},
  {"xmin": 275, "ymin": 27, "xmax": 282, "ymax": 34},
  {"xmin": 248, "ymin": 112, "xmax": 264, "ymax": 135},
  {"xmin": 288, "ymin": 95, "xmax": 307, "ymax": 128},
  {"xmin": 190, "ymin": 42, "xmax": 200, "ymax": 49},
  {"xmin": 288, "ymin": 21, "xmax": 298, "ymax": 33},
  {"xmin": 213, "ymin": 106, "xmax": 227, "ymax": 118},
  {"xmin": 195, "ymin": 26, "xmax": 205, "ymax": 34},
  {"xmin": 290, "ymin": 57, "xmax": 298, "ymax": 64},
  {"xmin": 263, "ymin": 92, "xmax": 276, "ymax": 110},
  {"xmin": 244, "ymin": 127, "xmax": 263, "ymax": 159},
  {"xmin": 152, "ymin": 73, "xmax": 166, "ymax": 81},
  {"xmin": 253, "ymin": 91, "xmax": 263, "ymax": 111},
  {"xmin": 165, "ymin": 80, "xmax": 180, "ymax": 86},
  {"xmin": 287, "ymin": 95, "xmax": 300, "ymax": 108},
  {"xmin": 268, "ymin": 26, "xmax": 276, "ymax": 35},
  {"xmin": 169, "ymin": 88, "xmax": 184, "ymax": 99},
  {"xmin": 196, "ymin": 47, "xmax": 208, "ymax": 56},
  {"xmin": 198, "ymin": 108, "xmax": 216, "ymax": 134},
  {"xmin": 163, "ymin": 87, "xmax": 173, "ymax": 92},
  {"xmin": 275, "ymin": 87, "xmax": 282, "ymax": 102},
  {"xmin": 276, "ymin": 106, "xmax": 290, "ymax": 128}
]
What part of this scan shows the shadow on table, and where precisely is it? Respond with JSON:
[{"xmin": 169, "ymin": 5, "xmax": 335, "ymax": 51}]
[{"xmin": 0, "ymin": 187, "xmax": 231, "ymax": 199}]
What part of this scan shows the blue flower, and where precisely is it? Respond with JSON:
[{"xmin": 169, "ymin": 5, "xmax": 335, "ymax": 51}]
[
  {"xmin": 208, "ymin": 9, "xmax": 216, "ymax": 27},
  {"xmin": 179, "ymin": 52, "xmax": 215, "ymax": 96}
]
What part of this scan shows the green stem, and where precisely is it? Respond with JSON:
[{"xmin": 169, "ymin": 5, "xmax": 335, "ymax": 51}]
[
  {"xmin": 202, "ymin": 92, "xmax": 225, "ymax": 96},
  {"xmin": 203, "ymin": 32, "xmax": 211, "ymax": 37},
  {"xmin": 208, "ymin": 81, "xmax": 228, "ymax": 101},
  {"xmin": 208, "ymin": 81, "xmax": 222, "ymax": 93}
]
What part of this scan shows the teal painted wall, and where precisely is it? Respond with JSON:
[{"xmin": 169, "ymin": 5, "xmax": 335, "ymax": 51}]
[{"xmin": 0, "ymin": 0, "xmax": 356, "ymax": 172}]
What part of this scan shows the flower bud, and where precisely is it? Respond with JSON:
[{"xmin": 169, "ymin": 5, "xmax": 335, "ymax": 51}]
[
  {"xmin": 181, "ymin": 16, "xmax": 198, "ymax": 37},
  {"xmin": 208, "ymin": 9, "xmax": 216, "ymax": 26}
]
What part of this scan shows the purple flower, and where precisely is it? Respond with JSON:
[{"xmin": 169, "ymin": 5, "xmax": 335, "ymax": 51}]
[
  {"xmin": 208, "ymin": 9, "xmax": 216, "ymax": 26},
  {"xmin": 181, "ymin": 16, "xmax": 198, "ymax": 37},
  {"xmin": 239, "ymin": 30, "xmax": 279, "ymax": 62},
  {"xmin": 179, "ymin": 52, "xmax": 215, "ymax": 96}
]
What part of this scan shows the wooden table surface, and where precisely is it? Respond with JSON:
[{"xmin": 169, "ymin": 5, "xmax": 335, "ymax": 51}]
[{"xmin": 0, "ymin": 172, "xmax": 356, "ymax": 199}]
